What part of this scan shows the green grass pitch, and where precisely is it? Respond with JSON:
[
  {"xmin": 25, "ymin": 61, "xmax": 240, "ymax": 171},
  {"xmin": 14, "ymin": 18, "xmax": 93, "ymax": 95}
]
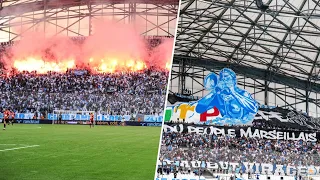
[{"xmin": 0, "ymin": 124, "xmax": 161, "ymax": 180}]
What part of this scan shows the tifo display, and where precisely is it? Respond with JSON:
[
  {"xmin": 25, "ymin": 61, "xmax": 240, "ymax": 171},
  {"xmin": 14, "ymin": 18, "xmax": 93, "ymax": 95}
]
[
  {"xmin": 0, "ymin": 32, "xmax": 172, "ymax": 129},
  {"xmin": 159, "ymin": 69, "xmax": 320, "ymax": 180},
  {"xmin": 0, "ymin": 70, "xmax": 167, "ymax": 114},
  {"xmin": 165, "ymin": 68, "xmax": 259, "ymax": 125}
]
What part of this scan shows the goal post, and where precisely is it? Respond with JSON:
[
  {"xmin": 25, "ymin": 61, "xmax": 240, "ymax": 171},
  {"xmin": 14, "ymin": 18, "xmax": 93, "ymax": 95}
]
[
  {"xmin": 52, "ymin": 110, "xmax": 96, "ymax": 124},
  {"xmin": 307, "ymin": 174, "xmax": 320, "ymax": 180}
]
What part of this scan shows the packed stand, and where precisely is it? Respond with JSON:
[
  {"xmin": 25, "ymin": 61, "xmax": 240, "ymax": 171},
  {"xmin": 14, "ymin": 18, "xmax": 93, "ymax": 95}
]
[
  {"xmin": 159, "ymin": 132, "xmax": 320, "ymax": 167},
  {"xmin": 0, "ymin": 69, "xmax": 168, "ymax": 115}
]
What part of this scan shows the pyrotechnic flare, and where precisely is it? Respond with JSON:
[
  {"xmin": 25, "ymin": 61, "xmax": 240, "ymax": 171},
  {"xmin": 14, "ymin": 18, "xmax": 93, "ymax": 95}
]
[{"xmin": 1, "ymin": 20, "xmax": 173, "ymax": 74}]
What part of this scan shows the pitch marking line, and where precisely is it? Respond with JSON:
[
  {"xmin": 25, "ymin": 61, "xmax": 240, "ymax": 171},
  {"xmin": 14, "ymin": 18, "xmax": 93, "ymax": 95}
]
[
  {"xmin": 0, "ymin": 145, "xmax": 40, "ymax": 152},
  {"xmin": 0, "ymin": 144, "xmax": 18, "ymax": 146}
]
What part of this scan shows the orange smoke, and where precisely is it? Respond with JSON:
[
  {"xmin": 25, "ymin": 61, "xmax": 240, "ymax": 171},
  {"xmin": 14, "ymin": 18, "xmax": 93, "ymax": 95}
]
[
  {"xmin": 165, "ymin": 62, "xmax": 172, "ymax": 70},
  {"xmin": 2, "ymin": 19, "xmax": 172, "ymax": 74},
  {"xmin": 11, "ymin": 57, "xmax": 147, "ymax": 74},
  {"xmin": 89, "ymin": 57, "xmax": 146, "ymax": 73},
  {"xmin": 149, "ymin": 38, "xmax": 174, "ymax": 71}
]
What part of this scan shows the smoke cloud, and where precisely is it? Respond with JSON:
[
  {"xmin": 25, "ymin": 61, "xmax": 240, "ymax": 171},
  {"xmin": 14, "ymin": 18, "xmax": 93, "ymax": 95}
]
[
  {"xmin": 149, "ymin": 38, "xmax": 174, "ymax": 68},
  {"xmin": 2, "ymin": 19, "xmax": 173, "ymax": 73}
]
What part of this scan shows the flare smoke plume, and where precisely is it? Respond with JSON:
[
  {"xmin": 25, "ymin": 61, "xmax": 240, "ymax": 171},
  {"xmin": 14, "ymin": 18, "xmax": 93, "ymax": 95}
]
[{"xmin": 2, "ymin": 19, "xmax": 173, "ymax": 73}]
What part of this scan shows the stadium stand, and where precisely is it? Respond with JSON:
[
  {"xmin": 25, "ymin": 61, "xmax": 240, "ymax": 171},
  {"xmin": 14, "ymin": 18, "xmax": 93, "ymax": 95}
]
[
  {"xmin": 0, "ymin": 69, "xmax": 167, "ymax": 116},
  {"xmin": 159, "ymin": 132, "xmax": 320, "ymax": 166},
  {"xmin": 0, "ymin": 37, "xmax": 169, "ymax": 119}
]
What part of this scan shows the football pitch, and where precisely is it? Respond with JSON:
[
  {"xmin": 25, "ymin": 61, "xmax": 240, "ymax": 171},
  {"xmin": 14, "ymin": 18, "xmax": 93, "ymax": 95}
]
[{"xmin": 0, "ymin": 124, "xmax": 161, "ymax": 180}]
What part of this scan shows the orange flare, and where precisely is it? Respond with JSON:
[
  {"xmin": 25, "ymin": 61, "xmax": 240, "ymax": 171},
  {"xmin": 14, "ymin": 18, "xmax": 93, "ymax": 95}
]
[
  {"xmin": 13, "ymin": 57, "xmax": 75, "ymax": 73},
  {"xmin": 165, "ymin": 62, "xmax": 172, "ymax": 70}
]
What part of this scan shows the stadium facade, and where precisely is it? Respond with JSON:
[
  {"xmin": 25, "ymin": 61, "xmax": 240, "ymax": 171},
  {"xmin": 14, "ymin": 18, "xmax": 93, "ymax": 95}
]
[
  {"xmin": 0, "ymin": 0, "xmax": 179, "ymax": 124},
  {"xmin": 0, "ymin": 0, "xmax": 178, "ymax": 41}
]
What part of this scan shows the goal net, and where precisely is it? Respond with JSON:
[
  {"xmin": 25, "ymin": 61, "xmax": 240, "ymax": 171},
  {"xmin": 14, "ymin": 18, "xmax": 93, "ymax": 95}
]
[
  {"xmin": 307, "ymin": 175, "xmax": 320, "ymax": 180},
  {"xmin": 52, "ymin": 110, "xmax": 96, "ymax": 124}
]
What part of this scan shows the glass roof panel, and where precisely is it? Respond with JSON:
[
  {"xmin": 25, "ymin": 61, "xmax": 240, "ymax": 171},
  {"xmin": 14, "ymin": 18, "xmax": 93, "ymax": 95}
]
[{"xmin": 176, "ymin": 0, "xmax": 320, "ymax": 81}]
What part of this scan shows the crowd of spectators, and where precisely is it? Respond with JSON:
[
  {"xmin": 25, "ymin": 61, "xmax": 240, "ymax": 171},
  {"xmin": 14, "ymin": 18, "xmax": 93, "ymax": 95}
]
[
  {"xmin": 0, "ymin": 69, "xmax": 168, "ymax": 115},
  {"xmin": 159, "ymin": 132, "xmax": 320, "ymax": 167}
]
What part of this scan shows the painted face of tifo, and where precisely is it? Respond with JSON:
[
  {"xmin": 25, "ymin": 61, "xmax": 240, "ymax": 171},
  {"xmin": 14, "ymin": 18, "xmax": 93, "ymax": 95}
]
[{"xmin": 220, "ymin": 72, "xmax": 235, "ymax": 89}]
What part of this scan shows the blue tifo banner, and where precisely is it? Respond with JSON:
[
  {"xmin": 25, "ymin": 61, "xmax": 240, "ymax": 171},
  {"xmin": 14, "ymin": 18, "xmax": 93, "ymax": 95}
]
[
  {"xmin": 0, "ymin": 113, "xmax": 35, "ymax": 119},
  {"xmin": 12, "ymin": 120, "xmax": 162, "ymax": 126},
  {"xmin": 0, "ymin": 113, "xmax": 163, "ymax": 122},
  {"xmin": 143, "ymin": 115, "xmax": 163, "ymax": 122},
  {"xmin": 15, "ymin": 120, "xmax": 41, "ymax": 124},
  {"xmin": 95, "ymin": 121, "xmax": 161, "ymax": 126},
  {"xmin": 157, "ymin": 160, "xmax": 320, "ymax": 176}
]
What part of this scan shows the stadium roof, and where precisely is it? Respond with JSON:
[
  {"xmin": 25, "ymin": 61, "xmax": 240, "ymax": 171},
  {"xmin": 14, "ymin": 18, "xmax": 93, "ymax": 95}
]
[
  {"xmin": 174, "ymin": 0, "xmax": 320, "ymax": 91},
  {"xmin": 0, "ymin": 0, "xmax": 179, "ymax": 17}
]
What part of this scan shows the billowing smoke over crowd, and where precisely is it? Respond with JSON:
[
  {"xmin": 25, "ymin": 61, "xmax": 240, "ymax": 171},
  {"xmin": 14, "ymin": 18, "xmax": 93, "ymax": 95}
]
[
  {"xmin": 1, "ymin": 19, "xmax": 174, "ymax": 74},
  {"xmin": 149, "ymin": 38, "xmax": 174, "ymax": 69}
]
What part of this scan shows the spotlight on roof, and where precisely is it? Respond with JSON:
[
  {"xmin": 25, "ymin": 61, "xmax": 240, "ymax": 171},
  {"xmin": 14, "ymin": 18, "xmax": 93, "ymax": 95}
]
[{"xmin": 256, "ymin": 0, "xmax": 269, "ymax": 11}]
